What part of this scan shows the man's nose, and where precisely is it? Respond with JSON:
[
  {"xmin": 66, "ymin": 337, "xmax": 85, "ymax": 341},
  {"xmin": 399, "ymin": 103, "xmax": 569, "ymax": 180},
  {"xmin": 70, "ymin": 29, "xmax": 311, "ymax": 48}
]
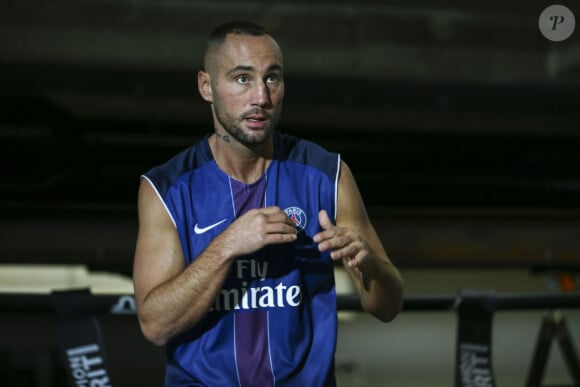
[{"xmin": 251, "ymin": 80, "xmax": 271, "ymax": 107}]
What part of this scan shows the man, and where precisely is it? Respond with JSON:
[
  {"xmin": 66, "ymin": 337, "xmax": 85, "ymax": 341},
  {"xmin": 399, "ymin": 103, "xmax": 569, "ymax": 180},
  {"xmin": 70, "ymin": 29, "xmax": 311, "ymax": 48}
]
[{"xmin": 132, "ymin": 20, "xmax": 403, "ymax": 386}]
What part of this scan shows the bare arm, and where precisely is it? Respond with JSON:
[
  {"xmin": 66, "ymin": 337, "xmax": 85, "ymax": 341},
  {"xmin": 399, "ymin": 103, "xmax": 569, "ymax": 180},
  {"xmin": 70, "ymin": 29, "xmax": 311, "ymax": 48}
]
[
  {"xmin": 132, "ymin": 179, "xmax": 298, "ymax": 346},
  {"xmin": 313, "ymin": 161, "xmax": 403, "ymax": 322}
]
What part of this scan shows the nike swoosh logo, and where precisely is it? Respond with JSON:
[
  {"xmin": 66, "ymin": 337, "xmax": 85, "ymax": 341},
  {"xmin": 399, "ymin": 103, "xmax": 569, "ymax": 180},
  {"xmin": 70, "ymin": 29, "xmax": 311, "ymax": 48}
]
[{"xmin": 194, "ymin": 219, "xmax": 227, "ymax": 234}]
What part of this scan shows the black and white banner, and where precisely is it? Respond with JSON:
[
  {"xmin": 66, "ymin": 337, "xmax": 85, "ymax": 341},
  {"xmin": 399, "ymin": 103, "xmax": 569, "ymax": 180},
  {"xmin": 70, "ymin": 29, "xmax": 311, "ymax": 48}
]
[
  {"xmin": 52, "ymin": 288, "xmax": 113, "ymax": 387},
  {"xmin": 454, "ymin": 290, "xmax": 497, "ymax": 387}
]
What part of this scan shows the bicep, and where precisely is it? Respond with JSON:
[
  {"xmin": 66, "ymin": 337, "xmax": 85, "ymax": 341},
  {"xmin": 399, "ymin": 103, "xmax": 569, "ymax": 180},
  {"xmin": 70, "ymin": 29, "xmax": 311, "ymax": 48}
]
[{"xmin": 132, "ymin": 179, "xmax": 185, "ymax": 308}]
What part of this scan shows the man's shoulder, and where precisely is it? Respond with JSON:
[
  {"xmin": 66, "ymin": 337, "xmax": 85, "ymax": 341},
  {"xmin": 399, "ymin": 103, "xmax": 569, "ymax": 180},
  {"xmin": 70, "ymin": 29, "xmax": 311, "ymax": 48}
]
[
  {"xmin": 142, "ymin": 135, "xmax": 212, "ymax": 188},
  {"xmin": 275, "ymin": 132, "xmax": 335, "ymax": 158},
  {"xmin": 275, "ymin": 132, "xmax": 340, "ymax": 179}
]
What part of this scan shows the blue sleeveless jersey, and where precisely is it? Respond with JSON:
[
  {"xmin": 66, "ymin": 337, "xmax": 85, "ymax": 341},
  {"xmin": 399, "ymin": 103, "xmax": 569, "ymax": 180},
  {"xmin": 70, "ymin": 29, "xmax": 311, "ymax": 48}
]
[{"xmin": 143, "ymin": 132, "xmax": 341, "ymax": 387}]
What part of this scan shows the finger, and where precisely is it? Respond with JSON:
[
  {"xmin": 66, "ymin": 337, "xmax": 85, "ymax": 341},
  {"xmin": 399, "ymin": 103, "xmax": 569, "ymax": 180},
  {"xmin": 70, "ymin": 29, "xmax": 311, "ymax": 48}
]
[
  {"xmin": 264, "ymin": 232, "xmax": 298, "ymax": 245},
  {"xmin": 315, "ymin": 230, "xmax": 343, "ymax": 251},
  {"xmin": 265, "ymin": 221, "xmax": 298, "ymax": 235},
  {"xmin": 267, "ymin": 211, "xmax": 298, "ymax": 227},
  {"xmin": 313, "ymin": 210, "xmax": 333, "ymax": 244},
  {"xmin": 251, "ymin": 207, "xmax": 292, "ymax": 226},
  {"xmin": 260, "ymin": 206, "xmax": 283, "ymax": 214},
  {"xmin": 343, "ymin": 251, "xmax": 367, "ymax": 268},
  {"xmin": 318, "ymin": 209, "xmax": 333, "ymax": 231},
  {"xmin": 329, "ymin": 242, "xmax": 360, "ymax": 261}
]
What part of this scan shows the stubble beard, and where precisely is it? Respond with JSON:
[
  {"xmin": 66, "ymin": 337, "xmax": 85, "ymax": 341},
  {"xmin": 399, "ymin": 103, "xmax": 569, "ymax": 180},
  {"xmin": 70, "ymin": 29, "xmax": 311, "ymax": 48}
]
[{"xmin": 214, "ymin": 103, "xmax": 281, "ymax": 146}]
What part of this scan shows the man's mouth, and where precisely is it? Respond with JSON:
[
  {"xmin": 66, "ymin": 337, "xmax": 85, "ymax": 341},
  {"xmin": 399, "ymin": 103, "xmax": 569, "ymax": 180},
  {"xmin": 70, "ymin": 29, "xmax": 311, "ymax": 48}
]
[
  {"xmin": 244, "ymin": 113, "xmax": 269, "ymax": 128},
  {"xmin": 245, "ymin": 115, "xmax": 266, "ymax": 121}
]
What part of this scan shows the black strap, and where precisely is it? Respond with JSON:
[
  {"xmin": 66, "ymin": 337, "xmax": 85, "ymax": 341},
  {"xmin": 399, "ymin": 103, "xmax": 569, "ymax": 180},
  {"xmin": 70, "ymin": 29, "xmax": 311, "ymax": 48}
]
[
  {"xmin": 52, "ymin": 288, "xmax": 113, "ymax": 387},
  {"xmin": 526, "ymin": 312, "xmax": 580, "ymax": 386},
  {"xmin": 454, "ymin": 290, "xmax": 497, "ymax": 387}
]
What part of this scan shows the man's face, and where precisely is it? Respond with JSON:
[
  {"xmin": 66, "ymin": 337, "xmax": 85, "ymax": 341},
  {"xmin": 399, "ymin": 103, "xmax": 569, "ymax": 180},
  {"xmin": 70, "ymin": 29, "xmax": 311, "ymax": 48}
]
[{"xmin": 207, "ymin": 34, "xmax": 284, "ymax": 146}]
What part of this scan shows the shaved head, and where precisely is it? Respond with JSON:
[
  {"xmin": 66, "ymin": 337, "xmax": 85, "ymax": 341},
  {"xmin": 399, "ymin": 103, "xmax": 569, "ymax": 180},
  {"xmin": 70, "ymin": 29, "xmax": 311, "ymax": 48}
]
[{"xmin": 203, "ymin": 21, "xmax": 271, "ymax": 73}]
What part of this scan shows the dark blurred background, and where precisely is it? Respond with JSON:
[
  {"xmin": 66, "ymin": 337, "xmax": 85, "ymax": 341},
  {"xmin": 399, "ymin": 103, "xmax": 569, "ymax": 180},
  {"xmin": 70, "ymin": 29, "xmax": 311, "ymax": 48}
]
[
  {"xmin": 1, "ymin": 1, "xmax": 579, "ymax": 385},
  {"xmin": 1, "ymin": 0, "xmax": 579, "ymax": 273}
]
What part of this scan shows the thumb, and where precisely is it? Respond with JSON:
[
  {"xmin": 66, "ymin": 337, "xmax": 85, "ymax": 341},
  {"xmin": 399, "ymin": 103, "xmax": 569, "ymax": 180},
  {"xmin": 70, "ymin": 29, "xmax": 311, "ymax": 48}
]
[{"xmin": 318, "ymin": 209, "xmax": 334, "ymax": 230}]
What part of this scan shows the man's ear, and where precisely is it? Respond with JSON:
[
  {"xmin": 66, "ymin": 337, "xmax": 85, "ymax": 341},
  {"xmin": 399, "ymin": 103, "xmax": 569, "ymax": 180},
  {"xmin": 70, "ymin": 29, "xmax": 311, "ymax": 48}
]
[{"xmin": 198, "ymin": 70, "xmax": 213, "ymax": 102}]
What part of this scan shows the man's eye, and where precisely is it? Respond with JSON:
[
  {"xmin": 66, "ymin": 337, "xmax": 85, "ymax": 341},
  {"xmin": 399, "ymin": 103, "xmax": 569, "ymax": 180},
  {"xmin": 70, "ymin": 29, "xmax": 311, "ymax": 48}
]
[
  {"xmin": 236, "ymin": 76, "xmax": 249, "ymax": 84},
  {"xmin": 266, "ymin": 74, "xmax": 280, "ymax": 83}
]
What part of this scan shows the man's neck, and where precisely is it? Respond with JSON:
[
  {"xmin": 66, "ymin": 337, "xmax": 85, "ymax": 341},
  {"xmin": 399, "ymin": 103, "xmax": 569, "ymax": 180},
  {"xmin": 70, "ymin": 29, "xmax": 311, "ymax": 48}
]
[{"xmin": 209, "ymin": 133, "xmax": 274, "ymax": 184}]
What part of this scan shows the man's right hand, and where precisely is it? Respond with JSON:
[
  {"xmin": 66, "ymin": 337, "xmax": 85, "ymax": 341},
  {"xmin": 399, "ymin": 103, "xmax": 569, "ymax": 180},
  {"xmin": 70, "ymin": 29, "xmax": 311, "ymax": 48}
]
[{"xmin": 221, "ymin": 206, "xmax": 298, "ymax": 257}]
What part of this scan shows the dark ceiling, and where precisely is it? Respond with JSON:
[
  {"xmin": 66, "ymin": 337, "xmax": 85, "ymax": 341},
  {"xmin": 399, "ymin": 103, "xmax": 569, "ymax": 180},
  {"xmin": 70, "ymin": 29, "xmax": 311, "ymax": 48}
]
[
  {"xmin": 2, "ymin": 0, "xmax": 580, "ymax": 217},
  {"xmin": 1, "ymin": 1, "xmax": 580, "ymax": 271}
]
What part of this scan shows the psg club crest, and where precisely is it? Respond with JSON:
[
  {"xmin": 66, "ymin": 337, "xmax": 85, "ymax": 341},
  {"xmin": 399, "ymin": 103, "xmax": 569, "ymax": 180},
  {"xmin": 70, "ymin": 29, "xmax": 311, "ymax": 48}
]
[{"xmin": 284, "ymin": 207, "xmax": 307, "ymax": 230}]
